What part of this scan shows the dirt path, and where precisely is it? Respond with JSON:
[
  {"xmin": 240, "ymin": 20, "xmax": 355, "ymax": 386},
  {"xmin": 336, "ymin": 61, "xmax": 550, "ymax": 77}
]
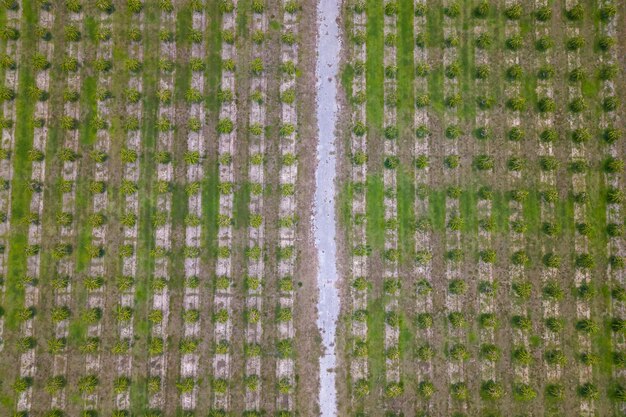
[{"xmin": 314, "ymin": 0, "xmax": 341, "ymax": 415}]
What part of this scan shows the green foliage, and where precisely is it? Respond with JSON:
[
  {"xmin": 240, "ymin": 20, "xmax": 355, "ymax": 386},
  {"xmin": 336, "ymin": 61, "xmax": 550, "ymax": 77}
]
[
  {"xmin": 577, "ymin": 382, "xmax": 599, "ymax": 400},
  {"xmin": 78, "ymin": 375, "xmax": 98, "ymax": 394},
  {"xmin": 481, "ymin": 380, "xmax": 503, "ymax": 400},
  {"xmin": 566, "ymin": 3, "xmax": 584, "ymax": 21},
  {"xmin": 514, "ymin": 383, "xmax": 537, "ymax": 402}
]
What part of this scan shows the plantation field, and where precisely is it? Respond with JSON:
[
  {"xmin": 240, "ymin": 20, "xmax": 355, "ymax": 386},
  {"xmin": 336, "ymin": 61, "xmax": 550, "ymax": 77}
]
[
  {"xmin": 0, "ymin": 0, "xmax": 320, "ymax": 416},
  {"xmin": 337, "ymin": 0, "xmax": 625, "ymax": 417},
  {"xmin": 1, "ymin": 0, "xmax": 625, "ymax": 416}
]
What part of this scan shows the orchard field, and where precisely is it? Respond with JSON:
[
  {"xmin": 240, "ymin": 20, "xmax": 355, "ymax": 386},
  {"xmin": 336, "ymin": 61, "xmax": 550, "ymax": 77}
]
[
  {"xmin": 0, "ymin": 0, "xmax": 319, "ymax": 416},
  {"xmin": 0, "ymin": 0, "xmax": 625, "ymax": 417},
  {"xmin": 337, "ymin": 0, "xmax": 625, "ymax": 417}
]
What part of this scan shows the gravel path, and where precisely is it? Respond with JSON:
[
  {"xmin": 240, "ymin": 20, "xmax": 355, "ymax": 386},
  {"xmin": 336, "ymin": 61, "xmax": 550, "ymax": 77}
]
[{"xmin": 314, "ymin": 0, "xmax": 341, "ymax": 415}]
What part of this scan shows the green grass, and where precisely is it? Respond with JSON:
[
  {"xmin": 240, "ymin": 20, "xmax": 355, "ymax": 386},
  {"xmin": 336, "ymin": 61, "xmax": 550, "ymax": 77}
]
[
  {"xmin": 365, "ymin": 0, "xmax": 384, "ymax": 134},
  {"xmin": 338, "ymin": 180, "xmax": 354, "ymax": 243},
  {"xmin": 75, "ymin": 75, "xmax": 98, "ymax": 273},
  {"xmin": 459, "ymin": 0, "xmax": 475, "ymax": 121},
  {"xmin": 341, "ymin": 63, "xmax": 354, "ymax": 104},
  {"xmin": 397, "ymin": 0, "xmax": 414, "ymax": 134},
  {"xmin": 131, "ymin": 4, "xmax": 162, "ymax": 412},
  {"xmin": 234, "ymin": 182, "xmax": 250, "ymax": 231},
  {"xmin": 523, "ymin": 190, "xmax": 541, "ymax": 237},
  {"xmin": 4, "ymin": 0, "xmax": 38, "ymax": 329},
  {"xmin": 396, "ymin": 168, "xmax": 414, "ymax": 263},
  {"xmin": 366, "ymin": 297, "xmax": 385, "ymax": 402},
  {"xmin": 491, "ymin": 190, "xmax": 510, "ymax": 234},
  {"xmin": 202, "ymin": 163, "xmax": 219, "ymax": 263},
  {"xmin": 587, "ymin": 171, "xmax": 608, "ymax": 264},
  {"xmin": 237, "ymin": 0, "xmax": 250, "ymax": 37},
  {"xmin": 426, "ymin": 4, "xmax": 444, "ymax": 114},
  {"xmin": 202, "ymin": 0, "xmax": 222, "ymax": 284},
  {"xmin": 365, "ymin": 174, "xmax": 384, "ymax": 252},
  {"xmin": 0, "ymin": 2, "xmax": 37, "ymax": 410},
  {"xmin": 428, "ymin": 189, "xmax": 446, "ymax": 232},
  {"xmin": 170, "ymin": 183, "xmax": 188, "ymax": 294},
  {"xmin": 460, "ymin": 187, "xmax": 478, "ymax": 235},
  {"xmin": 0, "ymin": 9, "xmax": 6, "ymax": 88},
  {"xmin": 206, "ymin": 3, "xmax": 222, "ymax": 113}
]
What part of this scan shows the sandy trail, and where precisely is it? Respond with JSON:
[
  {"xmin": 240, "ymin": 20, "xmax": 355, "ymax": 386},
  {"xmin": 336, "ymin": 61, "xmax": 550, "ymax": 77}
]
[{"xmin": 314, "ymin": 0, "xmax": 341, "ymax": 415}]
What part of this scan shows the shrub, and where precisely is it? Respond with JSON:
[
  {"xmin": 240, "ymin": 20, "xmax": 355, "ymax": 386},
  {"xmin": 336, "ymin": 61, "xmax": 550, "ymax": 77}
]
[
  {"xmin": 78, "ymin": 375, "xmax": 98, "ymax": 394},
  {"xmin": 514, "ymin": 383, "xmax": 537, "ymax": 402},
  {"xmin": 569, "ymin": 67, "xmax": 586, "ymax": 82},
  {"xmin": 416, "ymin": 312, "xmax": 433, "ymax": 329},
  {"xmin": 603, "ymin": 126, "xmax": 621, "ymax": 144},
  {"xmin": 506, "ymin": 34, "xmax": 523, "ymax": 51},
  {"xmin": 445, "ymin": 62, "xmax": 460, "ymax": 79},
  {"xmin": 569, "ymin": 97, "xmax": 586, "ymax": 112},
  {"xmin": 415, "ymin": 93, "xmax": 430, "ymax": 108},
  {"xmin": 475, "ymin": 33, "xmax": 492, "ymax": 49},
  {"xmin": 474, "ymin": 0, "xmax": 489, "ymax": 18},
  {"xmin": 577, "ymin": 383, "xmax": 599, "ymax": 400},
  {"xmin": 445, "ymin": 155, "xmax": 460, "ymax": 169},
  {"xmin": 566, "ymin": 3, "xmax": 584, "ymax": 21},
  {"xmin": 354, "ymin": 379, "xmax": 369, "ymax": 397},
  {"xmin": 386, "ymin": 382, "xmax": 404, "ymax": 398},
  {"xmin": 611, "ymin": 317, "xmax": 625, "ymax": 333},
  {"xmin": 513, "ymin": 346, "xmax": 532, "ymax": 365},
  {"xmin": 447, "ymin": 279, "xmax": 466, "ymax": 295},
  {"xmin": 566, "ymin": 36, "xmax": 585, "ymax": 51},
  {"xmin": 125, "ymin": 58, "xmax": 142, "ymax": 73},
  {"xmin": 508, "ymin": 126, "xmax": 525, "ymax": 141},
  {"xmin": 479, "ymin": 313, "xmax": 498, "ymax": 328},
  {"xmin": 598, "ymin": 35, "xmax": 615, "ymax": 51},
  {"xmin": 480, "ymin": 249, "xmax": 496, "ymax": 264},
  {"xmin": 544, "ymin": 349, "xmax": 567, "ymax": 366},
  {"xmin": 572, "ymin": 127, "xmax": 591, "ymax": 144},
  {"xmin": 481, "ymin": 380, "xmax": 503, "ymax": 400},
  {"xmin": 600, "ymin": 5, "xmax": 617, "ymax": 21},
  {"xmin": 444, "ymin": 2, "xmax": 460, "ymax": 18},
  {"xmin": 570, "ymin": 159, "xmax": 588, "ymax": 173},
  {"xmin": 217, "ymin": 118, "xmax": 234, "ymax": 134},
  {"xmin": 537, "ymin": 97, "xmax": 555, "ymax": 112},
  {"xmin": 535, "ymin": 6, "xmax": 551, "ymax": 21},
  {"xmin": 511, "ymin": 315, "xmax": 532, "ymax": 331},
  {"xmin": 477, "ymin": 95, "xmax": 494, "ymax": 110},
  {"xmin": 353, "ymin": 121, "xmax": 367, "ymax": 136},
  {"xmin": 537, "ymin": 64, "xmax": 555, "ymax": 80},
  {"xmin": 475, "ymin": 64, "xmax": 490, "ymax": 79},
  {"xmin": 506, "ymin": 96, "xmax": 526, "ymax": 111},
  {"xmin": 446, "ymin": 38, "xmax": 460, "ymax": 48},
  {"xmin": 543, "ymin": 253, "xmax": 561, "ymax": 268},
  {"xmin": 575, "ymin": 318, "xmax": 598, "ymax": 334},
  {"xmin": 45, "ymin": 376, "xmax": 66, "ymax": 394},
  {"xmin": 608, "ymin": 223, "xmax": 624, "ymax": 238},
  {"xmin": 12, "ymin": 377, "xmax": 32, "ymax": 393},
  {"xmin": 384, "ymin": 156, "xmax": 399, "ymax": 170},
  {"xmin": 448, "ymin": 312, "xmax": 466, "ymax": 327},
  {"xmin": 540, "ymin": 156, "xmax": 558, "ymax": 171},
  {"xmin": 416, "ymin": 381, "xmax": 432, "ymax": 399},
  {"xmin": 603, "ymin": 96, "xmax": 619, "ymax": 112},
  {"xmin": 546, "ymin": 317, "xmax": 564, "ymax": 332},
  {"xmin": 481, "ymin": 344, "xmax": 501, "ymax": 362},
  {"xmin": 536, "ymin": 36, "xmax": 553, "ymax": 52},
  {"xmin": 505, "ymin": 3, "xmax": 522, "ymax": 20},
  {"xmin": 506, "ymin": 64, "xmax": 523, "ymax": 81},
  {"xmin": 384, "ymin": 125, "xmax": 398, "ymax": 140},
  {"xmin": 507, "ymin": 156, "xmax": 525, "ymax": 171},
  {"xmin": 451, "ymin": 382, "xmax": 468, "ymax": 400},
  {"xmin": 545, "ymin": 383, "xmax": 564, "ymax": 400},
  {"xmin": 0, "ymin": 27, "xmax": 19, "ymax": 41}
]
